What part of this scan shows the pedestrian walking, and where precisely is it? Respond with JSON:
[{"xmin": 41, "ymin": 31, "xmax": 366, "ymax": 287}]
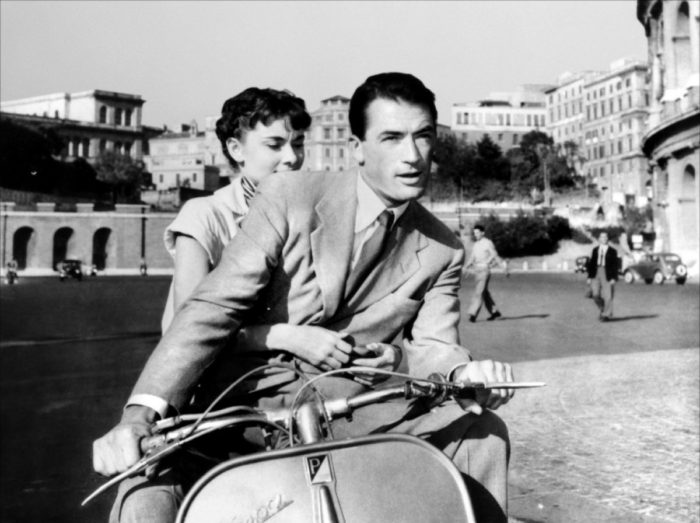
[
  {"xmin": 585, "ymin": 231, "xmax": 619, "ymax": 321},
  {"xmin": 466, "ymin": 224, "xmax": 504, "ymax": 322}
]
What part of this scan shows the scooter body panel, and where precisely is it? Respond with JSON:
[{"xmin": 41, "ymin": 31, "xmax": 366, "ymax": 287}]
[{"xmin": 177, "ymin": 433, "xmax": 474, "ymax": 523}]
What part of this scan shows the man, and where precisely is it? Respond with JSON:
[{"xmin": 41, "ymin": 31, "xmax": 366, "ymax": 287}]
[
  {"xmin": 465, "ymin": 224, "xmax": 504, "ymax": 322},
  {"xmin": 586, "ymin": 231, "xmax": 618, "ymax": 321},
  {"xmin": 93, "ymin": 73, "xmax": 516, "ymax": 522}
]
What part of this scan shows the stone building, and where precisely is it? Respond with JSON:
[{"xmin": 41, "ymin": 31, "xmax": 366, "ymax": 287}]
[
  {"xmin": 637, "ymin": 0, "xmax": 699, "ymax": 270},
  {"xmin": 302, "ymin": 95, "xmax": 353, "ymax": 172},
  {"xmin": 0, "ymin": 202, "xmax": 174, "ymax": 274},
  {"xmin": 581, "ymin": 59, "xmax": 651, "ymax": 207},
  {"xmin": 0, "ymin": 90, "xmax": 161, "ymax": 161},
  {"xmin": 143, "ymin": 120, "xmax": 226, "ymax": 192},
  {"xmin": 450, "ymin": 85, "xmax": 551, "ymax": 152}
]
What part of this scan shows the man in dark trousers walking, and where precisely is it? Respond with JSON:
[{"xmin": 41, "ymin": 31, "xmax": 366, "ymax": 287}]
[{"xmin": 586, "ymin": 231, "xmax": 619, "ymax": 321}]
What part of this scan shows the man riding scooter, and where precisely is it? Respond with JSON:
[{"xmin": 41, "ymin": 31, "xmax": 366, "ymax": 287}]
[{"xmin": 92, "ymin": 72, "xmax": 517, "ymax": 523}]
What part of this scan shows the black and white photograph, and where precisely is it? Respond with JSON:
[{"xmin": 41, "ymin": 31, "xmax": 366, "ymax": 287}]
[{"xmin": 1, "ymin": 1, "xmax": 698, "ymax": 522}]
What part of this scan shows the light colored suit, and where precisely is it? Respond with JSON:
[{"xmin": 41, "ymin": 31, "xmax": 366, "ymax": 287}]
[
  {"xmin": 131, "ymin": 169, "xmax": 470, "ymax": 408},
  {"xmin": 116, "ymin": 170, "xmax": 509, "ymax": 522}
]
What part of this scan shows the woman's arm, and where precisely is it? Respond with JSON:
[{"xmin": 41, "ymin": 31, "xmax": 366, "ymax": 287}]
[{"xmin": 172, "ymin": 234, "xmax": 211, "ymax": 310}]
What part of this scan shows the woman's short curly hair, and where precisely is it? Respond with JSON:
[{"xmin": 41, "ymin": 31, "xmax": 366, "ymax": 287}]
[{"xmin": 215, "ymin": 87, "xmax": 311, "ymax": 169}]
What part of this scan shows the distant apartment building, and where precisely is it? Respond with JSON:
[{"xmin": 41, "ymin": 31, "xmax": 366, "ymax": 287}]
[
  {"xmin": 581, "ymin": 59, "xmax": 651, "ymax": 207},
  {"xmin": 638, "ymin": 0, "xmax": 699, "ymax": 267},
  {"xmin": 450, "ymin": 85, "xmax": 551, "ymax": 152},
  {"xmin": 546, "ymin": 71, "xmax": 602, "ymax": 152},
  {"xmin": 143, "ymin": 118, "xmax": 231, "ymax": 192},
  {"xmin": 303, "ymin": 95, "xmax": 353, "ymax": 172},
  {"xmin": 0, "ymin": 90, "xmax": 161, "ymax": 161}
]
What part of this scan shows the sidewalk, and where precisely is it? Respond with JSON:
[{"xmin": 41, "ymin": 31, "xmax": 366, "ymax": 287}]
[{"xmin": 503, "ymin": 349, "xmax": 699, "ymax": 523}]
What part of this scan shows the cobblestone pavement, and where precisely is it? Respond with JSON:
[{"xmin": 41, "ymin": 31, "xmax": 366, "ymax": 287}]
[{"xmin": 502, "ymin": 348, "xmax": 699, "ymax": 523}]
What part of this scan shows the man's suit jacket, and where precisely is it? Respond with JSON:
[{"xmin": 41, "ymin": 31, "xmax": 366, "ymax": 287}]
[
  {"xmin": 586, "ymin": 245, "xmax": 619, "ymax": 281},
  {"xmin": 132, "ymin": 170, "xmax": 469, "ymax": 410}
]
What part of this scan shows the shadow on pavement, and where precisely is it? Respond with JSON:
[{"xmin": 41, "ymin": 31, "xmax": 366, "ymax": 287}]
[
  {"xmin": 606, "ymin": 314, "xmax": 659, "ymax": 322},
  {"xmin": 497, "ymin": 314, "xmax": 550, "ymax": 321}
]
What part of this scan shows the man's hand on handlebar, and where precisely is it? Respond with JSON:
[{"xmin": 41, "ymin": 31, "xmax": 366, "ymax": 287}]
[
  {"xmin": 92, "ymin": 405, "xmax": 156, "ymax": 477},
  {"xmin": 350, "ymin": 343, "xmax": 402, "ymax": 386},
  {"xmin": 453, "ymin": 360, "xmax": 514, "ymax": 415}
]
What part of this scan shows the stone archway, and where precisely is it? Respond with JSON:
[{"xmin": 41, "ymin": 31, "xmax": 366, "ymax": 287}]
[
  {"xmin": 12, "ymin": 227, "xmax": 35, "ymax": 270},
  {"xmin": 92, "ymin": 227, "xmax": 113, "ymax": 270},
  {"xmin": 52, "ymin": 227, "xmax": 75, "ymax": 270}
]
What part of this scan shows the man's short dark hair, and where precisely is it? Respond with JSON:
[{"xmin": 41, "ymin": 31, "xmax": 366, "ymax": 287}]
[
  {"xmin": 473, "ymin": 224, "xmax": 485, "ymax": 232},
  {"xmin": 349, "ymin": 72, "xmax": 437, "ymax": 140},
  {"xmin": 216, "ymin": 87, "xmax": 311, "ymax": 169}
]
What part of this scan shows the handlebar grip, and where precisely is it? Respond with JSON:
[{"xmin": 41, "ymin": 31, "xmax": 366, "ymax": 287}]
[{"xmin": 140, "ymin": 433, "xmax": 166, "ymax": 454}]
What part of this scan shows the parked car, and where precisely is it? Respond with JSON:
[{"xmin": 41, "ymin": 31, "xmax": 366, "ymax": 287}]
[
  {"xmin": 574, "ymin": 255, "xmax": 590, "ymax": 274},
  {"xmin": 621, "ymin": 252, "xmax": 687, "ymax": 285},
  {"xmin": 58, "ymin": 259, "xmax": 83, "ymax": 281}
]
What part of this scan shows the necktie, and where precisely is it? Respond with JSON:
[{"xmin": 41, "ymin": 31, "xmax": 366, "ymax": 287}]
[
  {"xmin": 599, "ymin": 247, "xmax": 605, "ymax": 266},
  {"xmin": 344, "ymin": 209, "xmax": 394, "ymax": 299}
]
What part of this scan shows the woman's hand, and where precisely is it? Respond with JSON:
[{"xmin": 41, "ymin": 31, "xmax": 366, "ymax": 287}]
[
  {"xmin": 349, "ymin": 343, "xmax": 402, "ymax": 386},
  {"xmin": 256, "ymin": 325, "xmax": 353, "ymax": 371}
]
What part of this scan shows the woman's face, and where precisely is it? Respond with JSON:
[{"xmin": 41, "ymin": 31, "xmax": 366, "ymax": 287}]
[{"xmin": 226, "ymin": 117, "xmax": 306, "ymax": 184}]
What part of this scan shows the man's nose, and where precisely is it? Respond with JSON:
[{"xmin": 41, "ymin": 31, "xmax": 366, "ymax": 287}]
[{"xmin": 402, "ymin": 138, "xmax": 421, "ymax": 164}]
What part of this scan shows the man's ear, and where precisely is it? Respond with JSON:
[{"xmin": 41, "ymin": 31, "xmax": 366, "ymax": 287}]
[
  {"xmin": 226, "ymin": 137, "xmax": 245, "ymax": 164},
  {"xmin": 349, "ymin": 135, "xmax": 365, "ymax": 166}
]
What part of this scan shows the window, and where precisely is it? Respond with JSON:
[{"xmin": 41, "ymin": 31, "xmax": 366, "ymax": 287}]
[
  {"xmin": 125, "ymin": 142, "xmax": 132, "ymax": 156},
  {"xmin": 337, "ymin": 128, "xmax": 345, "ymax": 139},
  {"xmin": 339, "ymin": 148, "xmax": 344, "ymax": 158},
  {"xmin": 325, "ymin": 148, "xmax": 330, "ymax": 158},
  {"xmin": 323, "ymin": 128, "xmax": 331, "ymax": 140},
  {"xmin": 159, "ymin": 174, "xmax": 164, "ymax": 184},
  {"xmin": 625, "ymin": 78, "xmax": 631, "ymax": 87},
  {"xmin": 54, "ymin": 110, "xmax": 59, "ymax": 118},
  {"xmin": 512, "ymin": 134, "xmax": 518, "ymax": 145},
  {"xmin": 617, "ymin": 81, "xmax": 622, "ymax": 91},
  {"xmin": 325, "ymin": 114, "xmax": 332, "ymax": 121},
  {"xmin": 609, "ymin": 100, "xmax": 614, "ymax": 114},
  {"xmin": 99, "ymin": 139, "xmax": 107, "ymax": 153},
  {"xmin": 115, "ymin": 108, "xmax": 123, "ymax": 126},
  {"xmin": 125, "ymin": 109, "xmax": 132, "ymax": 126},
  {"xmin": 497, "ymin": 133, "xmax": 503, "ymax": 141},
  {"xmin": 337, "ymin": 113, "xmax": 344, "ymax": 121},
  {"xmin": 99, "ymin": 106, "xmax": 107, "ymax": 124}
]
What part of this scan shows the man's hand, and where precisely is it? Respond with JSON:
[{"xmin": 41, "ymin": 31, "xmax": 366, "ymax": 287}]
[
  {"xmin": 453, "ymin": 360, "xmax": 514, "ymax": 415},
  {"xmin": 349, "ymin": 343, "xmax": 402, "ymax": 386},
  {"xmin": 92, "ymin": 406, "xmax": 155, "ymax": 477}
]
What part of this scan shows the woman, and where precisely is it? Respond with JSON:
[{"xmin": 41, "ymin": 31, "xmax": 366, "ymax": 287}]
[{"xmin": 162, "ymin": 87, "xmax": 399, "ymax": 376}]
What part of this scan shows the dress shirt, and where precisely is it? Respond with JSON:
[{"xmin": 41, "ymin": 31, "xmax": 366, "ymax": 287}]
[
  {"xmin": 598, "ymin": 245, "xmax": 607, "ymax": 266},
  {"xmin": 351, "ymin": 173, "xmax": 408, "ymax": 268},
  {"xmin": 468, "ymin": 237, "xmax": 498, "ymax": 269}
]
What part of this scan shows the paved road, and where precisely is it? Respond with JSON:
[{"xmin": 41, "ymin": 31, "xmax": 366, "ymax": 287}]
[{"xmin": 0, "ymin": 274, "xmax": 697, "ymax": 522}]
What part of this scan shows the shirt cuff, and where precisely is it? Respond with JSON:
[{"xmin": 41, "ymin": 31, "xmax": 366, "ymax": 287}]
[
  {"xmin": 126, "ymin": 394, "xmax": 170, "ymax": 419},
  {"xmin": 446, "ymin": 362, "xmax": 471, "ymax": 382}
]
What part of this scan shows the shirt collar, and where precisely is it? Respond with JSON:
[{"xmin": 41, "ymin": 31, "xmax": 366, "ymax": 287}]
[{"xmin": 355, "ymin": 172, "xmax": 409, "ymax": 233}]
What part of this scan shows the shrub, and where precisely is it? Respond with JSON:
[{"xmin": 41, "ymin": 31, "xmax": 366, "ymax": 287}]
[{"xmin": 476, "ymin": 212, "xmax": 572, "ymax": 258}]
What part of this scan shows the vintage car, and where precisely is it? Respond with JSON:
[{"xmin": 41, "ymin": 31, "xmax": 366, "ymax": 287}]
[
  {"xmin": 621, "ymin": 252, "xmax": 687, "ymax": 285},
  {"xmin": 58, "ymin": 259, "xmax": 83, "ymax": 281},
  {"xmin": 574, "ymin": 255, "xmax": 590, "ymax": 273}
]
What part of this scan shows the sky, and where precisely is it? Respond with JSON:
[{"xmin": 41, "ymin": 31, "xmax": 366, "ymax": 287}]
[{"xmin": 0, "ymin": 1, "xmax": 648, "ymax": 129}]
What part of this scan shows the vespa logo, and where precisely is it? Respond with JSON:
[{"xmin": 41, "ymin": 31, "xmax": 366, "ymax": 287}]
[
  {"xmin": 230, "ymin": 493, "xmax": 293, "ymax": 523},
  {"xmin": 305, "ymin": 454, "xmax": 334, "ymax": 484}
]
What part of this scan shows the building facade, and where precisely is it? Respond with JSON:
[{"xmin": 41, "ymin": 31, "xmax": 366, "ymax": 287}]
[
  {"xmin": 637, "ymin": 0, "xmax": 699, "ymax": 270},
  {"xmin": 143, "ymin": 120, "xmax": 225, "ymax": 192},
  {"xmin": 302, "ymin": 96, "xmax": 354, "ymax": 172},
  {"xmin": 546, "ymin": 71, "xmax": 602, "ymax": 170},
  {"xmin": 581, "ymin": 59, "xmax": 651, "ymax": 207},
  {"xmin": 0, "ymin": 90, "xmax": 160, "ymax": 161},
  {"xmin": 450, "ymin": 85, "xmax": 551, "ymax": 152}
]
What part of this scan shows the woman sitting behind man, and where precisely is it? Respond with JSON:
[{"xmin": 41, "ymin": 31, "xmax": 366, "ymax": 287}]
[{"xmin": 161, "ymin": 87, "xmax": 399, "ymax": 378}]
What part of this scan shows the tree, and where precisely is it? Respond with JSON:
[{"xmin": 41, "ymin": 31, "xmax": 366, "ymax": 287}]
[
  {"xmin": 94, "ymin": 151, "xmax": 147, "ymax": 202},
  {"xmin": 432, "ymin": 135, "xmax": 475, "ymax": 201}
]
